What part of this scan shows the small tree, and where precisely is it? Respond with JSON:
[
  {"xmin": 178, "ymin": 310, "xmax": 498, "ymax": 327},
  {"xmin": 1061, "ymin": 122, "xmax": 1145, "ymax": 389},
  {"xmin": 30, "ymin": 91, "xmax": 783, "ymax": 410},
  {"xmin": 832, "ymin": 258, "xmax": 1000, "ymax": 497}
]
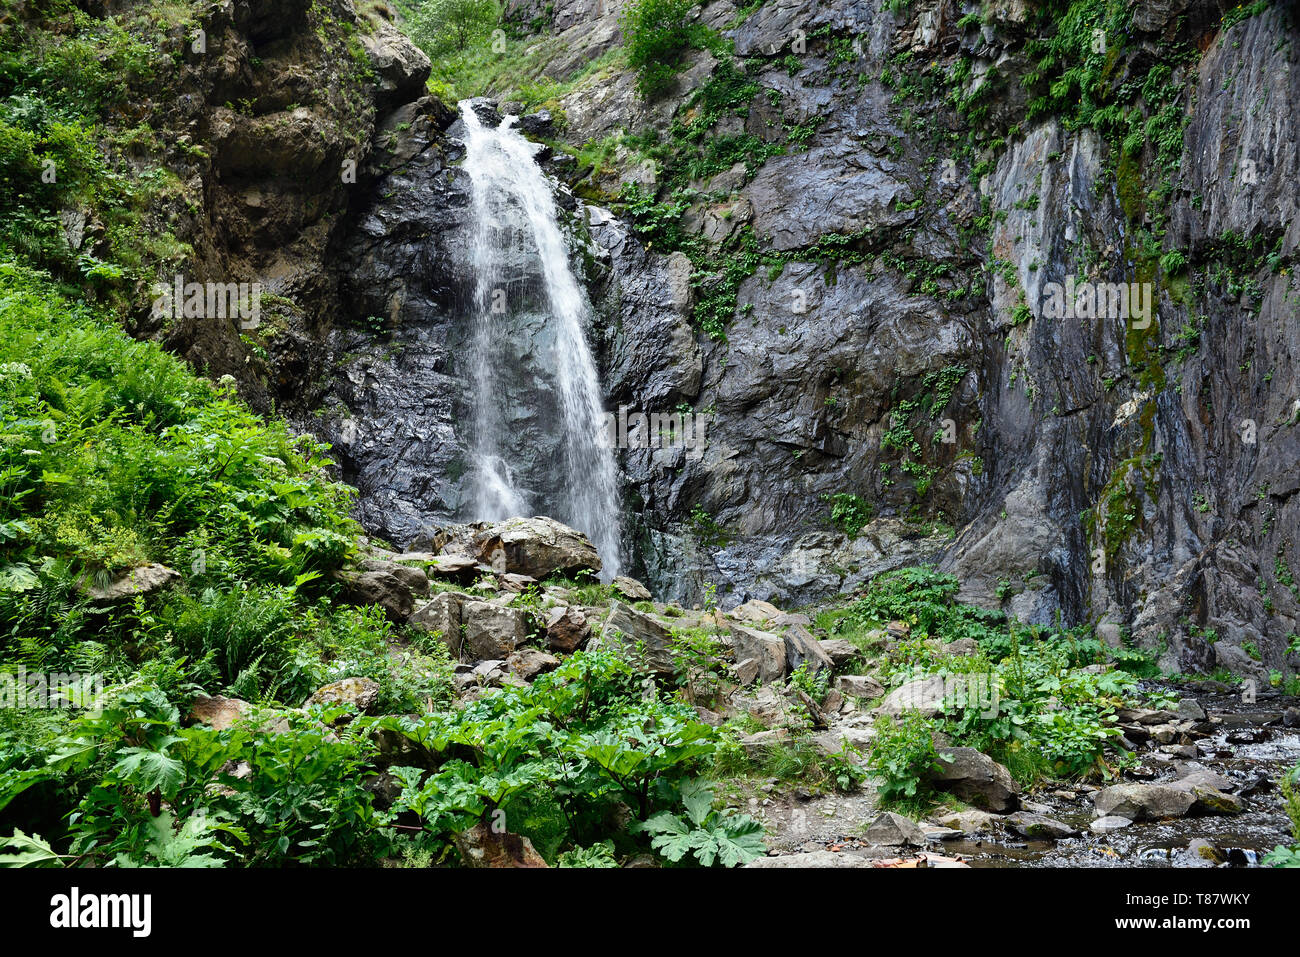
[
  {"xmin": 619, "ymin": 0, "xmax": 702, "ymax": 97},
  {"xmin": 409, "ymin": 0, "xmax": 500, "ymax": 56}
]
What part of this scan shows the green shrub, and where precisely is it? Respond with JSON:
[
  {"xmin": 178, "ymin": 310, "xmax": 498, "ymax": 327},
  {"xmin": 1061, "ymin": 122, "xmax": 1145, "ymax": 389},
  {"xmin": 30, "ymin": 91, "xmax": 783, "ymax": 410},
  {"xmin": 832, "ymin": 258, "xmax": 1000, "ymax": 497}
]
[{"xmin": 620, "ymin": 0, "xmax": 706, "ymax": 96}]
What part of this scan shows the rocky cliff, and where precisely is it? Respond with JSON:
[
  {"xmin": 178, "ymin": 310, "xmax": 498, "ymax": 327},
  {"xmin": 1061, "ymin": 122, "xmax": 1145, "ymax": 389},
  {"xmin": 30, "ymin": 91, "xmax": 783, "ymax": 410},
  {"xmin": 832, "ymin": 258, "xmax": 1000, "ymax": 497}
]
[{"xmin": 308, "ymin": 0, "xmax": 1299, "ymax": 681}]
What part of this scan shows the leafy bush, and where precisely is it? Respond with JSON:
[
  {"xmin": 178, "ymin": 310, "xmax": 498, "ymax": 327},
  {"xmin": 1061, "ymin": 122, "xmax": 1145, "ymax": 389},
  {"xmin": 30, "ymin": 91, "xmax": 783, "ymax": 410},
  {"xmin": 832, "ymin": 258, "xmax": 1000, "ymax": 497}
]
[
  {"xmin": 407, "ymin": 0, "xmax": 500, "ymax": 56},
  {"xmin": 619, "ymin": 0, "xmax": 706, "ymax": 96},
  {"xmin": 867, "ymin": 711, "xmax": 942, "ymax": 805}
]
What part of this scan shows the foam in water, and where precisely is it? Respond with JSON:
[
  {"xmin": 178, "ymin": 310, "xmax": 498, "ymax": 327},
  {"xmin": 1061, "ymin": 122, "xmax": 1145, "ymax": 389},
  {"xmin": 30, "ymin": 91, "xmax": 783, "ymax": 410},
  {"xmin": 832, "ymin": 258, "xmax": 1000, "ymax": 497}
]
[{"xmin": 458, "ymin": 101, "xmax": 622, "ymax": 576}]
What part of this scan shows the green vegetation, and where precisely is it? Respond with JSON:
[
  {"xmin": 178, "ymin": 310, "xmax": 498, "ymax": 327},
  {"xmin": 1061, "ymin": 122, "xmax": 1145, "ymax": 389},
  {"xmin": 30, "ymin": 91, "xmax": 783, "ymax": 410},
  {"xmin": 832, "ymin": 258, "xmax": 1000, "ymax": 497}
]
[
  {"xmin": 619, "ymin": 0, "xmax": 712, "ymax": 97},
  {"xmin": 840, "ymin": 567, "xmax": 1140, "ymax": 806},
  {"xmin": 1264, "ymin": 762, "xmax": 1300, "ymax": 867},
  {"xmin": 407, "ymin": 0, "xmax": 500, "ymax": 54}
]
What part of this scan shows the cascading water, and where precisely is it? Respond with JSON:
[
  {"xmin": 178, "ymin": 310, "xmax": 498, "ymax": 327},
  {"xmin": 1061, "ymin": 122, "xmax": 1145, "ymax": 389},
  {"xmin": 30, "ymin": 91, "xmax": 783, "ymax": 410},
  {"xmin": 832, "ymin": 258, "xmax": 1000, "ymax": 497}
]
[{"xmin": 458, "ymin": 101, "xmax": 623, "ymax": 576}]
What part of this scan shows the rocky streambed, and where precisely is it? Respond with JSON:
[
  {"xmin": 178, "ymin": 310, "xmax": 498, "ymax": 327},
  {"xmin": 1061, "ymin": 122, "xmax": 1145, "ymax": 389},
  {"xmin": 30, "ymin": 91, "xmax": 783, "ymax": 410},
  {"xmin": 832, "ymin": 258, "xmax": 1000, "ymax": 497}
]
[{"xmin": 748, "ymin": 686, "xmax": 1300, "ymax": 869}]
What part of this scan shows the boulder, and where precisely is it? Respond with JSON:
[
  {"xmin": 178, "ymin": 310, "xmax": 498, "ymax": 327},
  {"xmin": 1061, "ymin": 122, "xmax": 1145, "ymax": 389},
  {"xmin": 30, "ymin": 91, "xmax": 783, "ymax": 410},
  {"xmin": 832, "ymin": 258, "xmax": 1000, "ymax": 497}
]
[
  {"xmin": 864, "ymin": 811, "xmax": 928, "ymax": 847},
  {"xmin": 782, "ymin": 624, "xmax": 834, "ymax": 675},
  {"xmin": 879, "ymin": 675, "xmax": 950, "ymax": 717},
  {"xmin": 930, "ymin": 747, "xmax": 1020, "ymax": 812},
  {"xmin": 835, "ymin": 674, "xmax": 885, "ymax": 699},
  {"xmin": 83, "ymin": 563, "xmax": 179, "ymax": 602},
  {"xmin": 506, "ymin": 648, "xmax": 561, "ymax": 681},
  {"xmin": 600, "ymin": 602, "xmax": 675, "ymax": 675},
  {"xmin": 461, "ymin": 601, "xmax": 528, "ymax": 661},
  {"xmin": 188, "ymin": 694, "xmax": 250, "ymax": 731},
  {"xmin": 933, "ymin": 808, "xmax": 997, "ymax": 834},
  {"xmin": 470, "ymin": 517, "xmax": 601, "ymax": 579},
  {"xmin": 1002, "ymin": 811, "xmax": 1079, "ymax": 839},
  {"xmin": 1091, "ymin": 783, "xmax": 1196, "ymax": 821},
  {"xmin": 359, "ymin": 19, "xmax": 432, "ymax": 107},
  {"xmin": 612, "ymin": 575, "xmax": 652, "ymax": 601},
  {"xmin": 738, "ymin": 728, "xmax": 789, "ymax": 760},
  {"xmin": 727, "ymin": 599, "xmax": 782, "ymax": 623},
  {"xmin": 332, "ymin": 568, "xmax": 414, "ymax": 622},
  {"xmin": 453, "ymin": 822, "xmax": 548, "ymax": 868},
  {"xmin": 305, "ymin": 677, "xmax": 380, "ymax": 715},
  {"xmin": 1090, "ymin": 815, "xmax": 1133, "ymax": 834},
  {"xmin": 360, "ymin": 557, "xmax": 430, "ymax": 597},
  {"xmin": 544, "ymin": 603, "xmax": 591, "ymax": 653},
  {"xmin": 728, "ymin": 625, "xmax": 787, "ymax": 683},
  {"xmin": 1176, "ymin": 698, "xmax": 1207, "ymax": 720},
  {"xmin": 409, "ymin": 592, "xmax": 463, "ymax": 652},
  {"xmin": 819, "ymin": 639, "xmax": 860, "ymax": 667}
]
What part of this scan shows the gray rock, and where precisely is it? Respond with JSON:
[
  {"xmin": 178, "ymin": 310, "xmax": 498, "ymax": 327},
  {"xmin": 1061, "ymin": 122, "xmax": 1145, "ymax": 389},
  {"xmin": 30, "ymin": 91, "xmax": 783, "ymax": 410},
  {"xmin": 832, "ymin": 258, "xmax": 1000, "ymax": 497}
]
[
  {"xmin": 305, "ymin": 677, "xmax": 380, "ymax": 715},
  {"xmin": 1176, "ymin": 698, "xmax": 1207, "ymax": 720},
  {"xmin": 930, "ymin": 747, "xmax": 1020, "ymax": 812},
  {"xmin": 83, "ymin": 563, "xmax": 179, "ymax": 602},
  {"xmin": 461, "ymin": 601, "xmax": 528, "ymax": 661},
  {"xmin": 1090, "ymin": 815, "xmax": 1134, "ymax": 834},
  {"xmin": 879, "ymin": 675, "xmax": 950, "ymax": 718},
  {"xmin": 599, "ymin": 601, "xmax": 675, "ymax": 675},
  {"xmin": 544, "ymin": 603, "xmax": 591, "ymax": 653},
  {"xmin": 1092, "ymin": 784, "xmax": 1197, "ymax": 821},
  {"xmin": 1003, "ymin": 811, "xmax": 1079, "ymax": 839},
  {"xmin": 864, "ymin": 811, "xmax": 928, "ymax": 847},
  {"xmin": 819, "ymin": 639, "xmax": 861, "ymax": 667},
  {"xmin": 835, "ymin": 674, "xmax": 885, "ymax": 699},
  {"xmin": 729, "ymin": 625, "xmax": 788, "ymax": 683}
]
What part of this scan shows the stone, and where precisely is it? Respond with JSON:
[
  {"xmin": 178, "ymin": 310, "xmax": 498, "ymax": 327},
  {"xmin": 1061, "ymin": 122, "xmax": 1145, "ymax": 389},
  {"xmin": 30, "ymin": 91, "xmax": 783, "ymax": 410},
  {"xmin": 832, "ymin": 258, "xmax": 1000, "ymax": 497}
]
[
  {"xmin": 331, "ymin": 568, "xmax": 415, "ymax": 622},
  {"xmin": 188, "ymin": 694, "xmax": 250, "ymax": 731},
  {"xmin": 835, "ymin": 674, "xmax": 885, "ymax": 699},
  {"xmin": 744, "ymin": 850, "xmax": 884, "ymax": 868},
  {"xmin": 739, "ymin": 728, "xmax": 789, "ymax": 760},
  {"xmin": 1170, "ymin": 766, "xmax": 1234, "ymax": 793},
  {"xmin": 409, "ymin": 592, "xmax": 463, "ymax": 653},
  {"xmin": 879, "ymin": 675, "xmax": 950, "ymax": 718},
  {"xmin": 933, "ymin": 809, "xmax": 997, "ymax": 834},
  {"xmin": 1187, "ymin": 839, "xmax": 1224, "ymax": 863},
  {"xmin": 470, "ymin": 516, "xmax": 601, "ymax": 579},
  {"xmin": 506, "ymin": 648, "xmax": 561, "ymax": 681},
  {"xmin": 612, "ymin": 575, "xmax": 652, "ymax": 601},
  {"xmin": 782, "ymin": 624, "xmax": 834, "ymax": 675},
  {"xmin": 930, "ymin": 747, "xmax": 1020, "ymax": 812},
  {"xmin": 864, "ymin": 811, "xmax": 928, "ymax": 847},
  {"xmin": 942, "ymin": 637, "xmax": 981, "ymax": 657},
  {"xmin": 1003, "ymin": 811, "xmax": 1079, "ymax": 839},
  {"xmin": 461, "ymin": 601, "xmax": 528, "ymax": 661},
  {"xmin": 1176, "ymin": 698, "xmax": 1207, "ymax": 720},
  {"xmin": 727, "ymin": 599, "xmax": 783, "ymax": 623},
  {"xmin": 600, "ymin": 602, "xmax": 675, "ymax": 675},
  {"xmin": 305, "ymin": 677, "xmax": 380, "ymax": 715},
  {"xmin": 83, "ymin": 563, "xmax": 179, "ymax": 602},
  {"xmin": 1092, "ymin": 783, "xmax": 1196, "ymax": 821},
  {"xmin": 1185, "ymin": 786, "xmax": 1244, "ymax": 815},
  {"xmin": 1090, "ymin": 815, "xmax": 1133, "ymax": 834},
  {"xmin": 728, "ymin": 625, "xmax": 788, "ymax": 683},
  {"xmin": 360, "ymin": 557, "xmax": 430, "ymax": 597},
  {"xmin": 359, "ymin": 19, "xmax": 431, "ymax": 107},
  {"xmin": 544, "ymin": 603, "xmax": 591, "ymax": 653},
  {"xmin": 423, "ymin": 554, "xmax": 479, "ymax": 580},
  {"xmin": 453, "ymin": 822, "xmax": 548, "ymax": 868},
  {"xmin": 819, "ymin": 639, "xmax": 860, "ymax": 667}
]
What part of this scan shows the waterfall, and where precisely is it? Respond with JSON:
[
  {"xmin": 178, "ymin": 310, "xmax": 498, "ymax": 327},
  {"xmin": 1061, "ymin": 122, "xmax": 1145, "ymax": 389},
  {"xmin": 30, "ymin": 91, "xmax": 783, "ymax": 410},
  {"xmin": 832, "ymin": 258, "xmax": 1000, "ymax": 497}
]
[{"xmin": 458, "ymin": 101, "xmax": 623, "ymax": 577}]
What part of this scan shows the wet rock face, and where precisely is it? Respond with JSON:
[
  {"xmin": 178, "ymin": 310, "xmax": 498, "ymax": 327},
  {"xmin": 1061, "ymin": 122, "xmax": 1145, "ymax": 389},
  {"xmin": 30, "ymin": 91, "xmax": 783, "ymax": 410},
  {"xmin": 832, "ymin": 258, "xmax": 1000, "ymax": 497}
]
[{"xmin": 315, "ymin": 0, "xmax": 1300, "ymax": 677}]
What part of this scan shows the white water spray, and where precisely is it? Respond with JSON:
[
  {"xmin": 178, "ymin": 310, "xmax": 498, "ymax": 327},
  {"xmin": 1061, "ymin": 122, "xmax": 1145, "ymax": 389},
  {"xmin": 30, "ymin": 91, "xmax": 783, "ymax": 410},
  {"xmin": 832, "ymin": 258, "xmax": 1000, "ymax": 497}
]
[{"xmin": 459, "ymin": 101, "xmax": 622, "ymax": 576}]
